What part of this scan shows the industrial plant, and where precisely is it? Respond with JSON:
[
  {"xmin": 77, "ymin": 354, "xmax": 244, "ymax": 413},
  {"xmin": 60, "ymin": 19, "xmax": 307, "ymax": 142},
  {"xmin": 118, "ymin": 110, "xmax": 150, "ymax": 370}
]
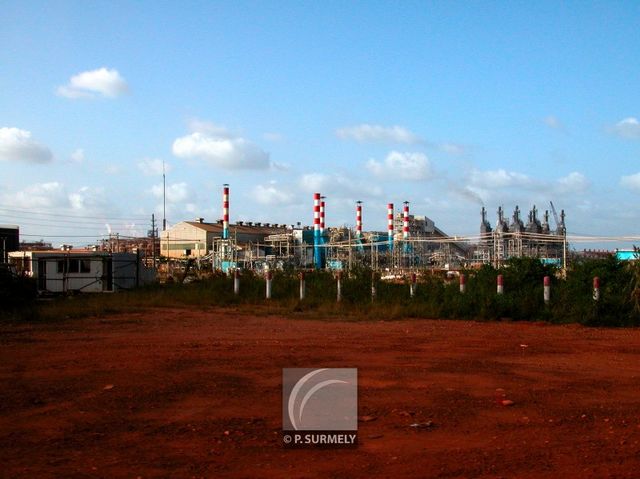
[
  {"xmin": 5, "ymin": 181, "xmax": 640, "ymax": 293},
  {"xmin": 158, "ymin": 184, "xmax": 569, "ymax": 275}
]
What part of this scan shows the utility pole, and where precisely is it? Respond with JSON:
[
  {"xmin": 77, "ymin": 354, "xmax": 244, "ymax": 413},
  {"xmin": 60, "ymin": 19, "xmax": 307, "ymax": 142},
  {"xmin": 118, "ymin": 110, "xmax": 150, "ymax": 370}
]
[
  {"xmin": 151, "ymin": 213, "xmax": 157, "ymax": 268},
  {"xmin": 162, "ymin": 160, "xmax": 167, "ymax": 231}
]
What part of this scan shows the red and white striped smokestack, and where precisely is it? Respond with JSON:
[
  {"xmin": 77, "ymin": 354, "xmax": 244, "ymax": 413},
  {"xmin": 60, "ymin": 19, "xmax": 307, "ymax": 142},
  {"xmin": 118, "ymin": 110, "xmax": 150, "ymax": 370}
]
[
  {"xmin": 403, "ymin": 201, "xmax": 410, "ymax": 240},
  {"xmin": 313, "ymin": 193, "xmax": 321, "ymax": 233},
  {"xmin": 356, "ymin": 201, "xmax": 363, "ymax": 237},
  {"xmin": 387, "ymin": 203, "xmax": 394, "ymax": 242},
  {"xmin": 320, "ymin": 196, "xmax": 326, "ymax": 234},
  {"xmin": 222, "ymin": 183, "xmax": 230, "ymax": 239}
]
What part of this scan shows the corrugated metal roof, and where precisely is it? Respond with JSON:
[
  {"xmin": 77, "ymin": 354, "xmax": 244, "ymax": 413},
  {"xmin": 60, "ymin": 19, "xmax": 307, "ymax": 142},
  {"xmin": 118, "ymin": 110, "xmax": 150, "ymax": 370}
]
[{"xmin": 183, "ymin": 221, "xmax": 288, "ymax": 235}]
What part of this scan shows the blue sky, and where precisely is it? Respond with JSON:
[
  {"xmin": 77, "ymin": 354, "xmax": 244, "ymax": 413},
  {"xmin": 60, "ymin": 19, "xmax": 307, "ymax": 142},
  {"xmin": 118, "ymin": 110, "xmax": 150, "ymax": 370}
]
[{"xmin": 1, "ymin": 1, "xmax": 639, "ymax": 247}]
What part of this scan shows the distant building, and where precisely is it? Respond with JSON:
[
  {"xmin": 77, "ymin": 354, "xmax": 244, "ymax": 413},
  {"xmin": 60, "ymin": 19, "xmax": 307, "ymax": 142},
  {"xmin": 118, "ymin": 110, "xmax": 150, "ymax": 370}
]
[
  {"xmin": 8, "ymin": 248, "xmax": 155, "ymax": 294},
  {"xmin": 616, "ymin": 250, "xmax": 640, "ymax": 261},
  {"xmin": 0, "ymin": 225, "xmax": 19, "ymax": 263},
  {"xmin": 19, "ymin": 240, "xmax": 53, "ymax": 251},
  {"xmin": 160, "ymin": 219, "xmax": 287, "ymax": 259},
  {"xmin": 474, "ymin": 206, "xmax": 565, "ymax": 266}
]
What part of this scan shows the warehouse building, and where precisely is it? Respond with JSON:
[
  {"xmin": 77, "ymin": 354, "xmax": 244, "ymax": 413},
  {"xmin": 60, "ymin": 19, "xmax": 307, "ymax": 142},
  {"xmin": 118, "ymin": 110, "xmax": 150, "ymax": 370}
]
[{"xmin": 160, "ymin": 219, "xmax": 288, "ymax": 259}]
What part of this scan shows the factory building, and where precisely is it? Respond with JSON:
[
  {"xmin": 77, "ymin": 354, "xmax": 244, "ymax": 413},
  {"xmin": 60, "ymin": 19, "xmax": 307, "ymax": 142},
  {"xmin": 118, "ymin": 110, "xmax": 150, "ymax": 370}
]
[
  {"xmin": 160, "ymin": 219, "xmax": 288, "ymax": 259},
  {"xmin": 474, "ymin": 205, "xmax": 566, "ymax": 266}
]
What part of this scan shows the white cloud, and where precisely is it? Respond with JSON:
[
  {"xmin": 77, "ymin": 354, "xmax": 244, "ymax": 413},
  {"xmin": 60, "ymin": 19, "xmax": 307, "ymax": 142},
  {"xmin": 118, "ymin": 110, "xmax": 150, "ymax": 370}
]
[
  {"xmin": 6, "ymin": 182, "xmax": 67, "ymax": 209},
  {"xmin": 621, "ymin": 172, "xmax": 640, "ymax": 192},
  {"xmin": 172, "ymin": 121, "xmax": 270, "ymax": 170},
  {"xmin": 0, "ymin": 182, "xmax": 108, "ymax": 213},
  {"xmin": 556, "ymin": 172, "xmax": 589, "ymax": 194},
  {"xmin": 70, "ymin": 148, "xmax": 85, "ymax": 163},
  {"xmin": 137, "ymin": 158, "xmax": 170, "ymax": 176},
  {"xmin": 336, "ymin": 124, "xmax": 422, "ymax": 144},
  {"xmin": 57, "ymin": 67, "xmax": 128, "ymax": 99},
  {"xmin": 0, "ymin": 127, "xmax": 53, "ymax": 163},
  {"xmin": 186, "ymin": 119, "xmax": 233, "ymax": 138},
  {"xmin": 299, "ymin": 172, "xmax": 382, "ymax": 199},
  {"xmin": 610, "ymin": 117, "xmax": 640, "ymax": 139},
  {"xmin": 252, "ymin": 183, "xmax": 294, "ymax": 205},
  {"xmin": 366, "ymin": 151, "xmax": 433, "ymax": 180},
  {"xmin": 468, "ymin": 168, "xmax": 533, "ymax": 189},
  {"xmin": 68, "ymin": 186, "xmax": 108, "ymax": 212},
  {"xmin": 150, "ymin": 182, "xmax": 190, "ymax": 203},
  {"xmin": 461, "ymin": 168, "xmax": 590, "ymax": 207}
]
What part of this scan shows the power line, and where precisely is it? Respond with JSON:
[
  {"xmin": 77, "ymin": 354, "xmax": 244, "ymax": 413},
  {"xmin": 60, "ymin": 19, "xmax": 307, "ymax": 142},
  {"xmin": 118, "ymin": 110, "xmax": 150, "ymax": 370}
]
[
  {"xmin": 0, "ymin": 212, "xmax": 142, "ymax": 227},
  {"xmin": 0, "ymin": 205, "xmax": 147, "ymax": 221},
  {"xmin": 20, "ymin": 234, "xmax": 111, "ymax": 238},
  {"xmin": 4, "ymin": 220, "xmax": 142, "ymax": 231}
]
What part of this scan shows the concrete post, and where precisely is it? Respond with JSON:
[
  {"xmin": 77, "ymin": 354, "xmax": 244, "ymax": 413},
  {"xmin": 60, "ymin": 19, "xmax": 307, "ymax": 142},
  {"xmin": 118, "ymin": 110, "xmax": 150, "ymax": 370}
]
[
  {"xmin": 265, "ymin": 270, "xmax": 273, "ymax": 299},
  {"xmin": 233, "ymin": 269, "xmax": 240, "ymax": 295},
  {"xmin": 593, "ymin": 276, "xmax": 600, "ymax": 301},
  {"xmin": 497, "ymin": 274, "xmax": 504, "ymax": 295},
  {"xmin": 543, "ymin": 276, "xmax": 551, "ymax": 304},
  {"xmin": 299, "ymin": 271, "xmax": 306, "ymax": 300},
  {"xmin": 336, "ymin": 271, "xmax": 342, "ymax": 302},
  {"xmin": 410, "ymin": 273, "xmax": 417, "ymax": 298}
]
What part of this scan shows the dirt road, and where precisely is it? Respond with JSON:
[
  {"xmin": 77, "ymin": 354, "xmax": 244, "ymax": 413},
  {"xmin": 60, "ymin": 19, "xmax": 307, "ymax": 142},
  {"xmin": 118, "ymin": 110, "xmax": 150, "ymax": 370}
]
[{"xmin": 2, "ymin": 308, "xmax": 640, "ymax": 478}]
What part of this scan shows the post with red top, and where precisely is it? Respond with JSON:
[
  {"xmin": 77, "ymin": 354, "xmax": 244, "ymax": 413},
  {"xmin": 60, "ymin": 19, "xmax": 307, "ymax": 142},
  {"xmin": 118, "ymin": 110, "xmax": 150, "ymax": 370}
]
[
  {"xmin": 336, "ymin": 271, "xmax": 343, "ymax": 302},
  {"xmin": 593, "ymin": 276, "xmax": 600, "ymax": 301},
  {"xmin": 543, "ymin": 276, "xmax": 551, "ymax": 304},
  {"xmin": 299, "ymin": 271, "xmax": 306, "ymax": 301},
  {"xmin": 233, "ymin": 268, "xmax": 240, "ymax": 295},
  {"xmin": 410, "ymin": 273, "xmax": 417, "ymax": 298},
  {"xmin": 459, "ymin": 273, "xmax": 466, "ymax": 294},
  {"xmin": 265, "ymin": 270, "xmax": 273, "ymax": 299},
  {"xmin": 497, "ymin": 274, "xmax": 504, "ymax": 295}
]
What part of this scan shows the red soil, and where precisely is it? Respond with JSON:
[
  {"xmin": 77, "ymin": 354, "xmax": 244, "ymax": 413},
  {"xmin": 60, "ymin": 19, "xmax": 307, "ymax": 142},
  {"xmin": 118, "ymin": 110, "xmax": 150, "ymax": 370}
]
[{"xmin": 2, "ymin": 308, "xmax": 640, "ymax": 478}]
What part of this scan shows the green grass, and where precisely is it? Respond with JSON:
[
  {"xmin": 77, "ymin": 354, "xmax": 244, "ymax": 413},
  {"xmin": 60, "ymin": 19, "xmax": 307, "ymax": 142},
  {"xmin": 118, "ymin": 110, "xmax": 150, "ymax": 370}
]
[{"xmin": 3, "ymin": 256, "xmax": 640, "ymax": 326}]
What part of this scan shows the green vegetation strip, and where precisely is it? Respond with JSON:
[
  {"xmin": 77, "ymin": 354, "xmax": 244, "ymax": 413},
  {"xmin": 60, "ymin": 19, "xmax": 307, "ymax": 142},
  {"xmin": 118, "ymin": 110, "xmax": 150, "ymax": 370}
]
[{"xmin": 3, "ymin": 257, "xmax": 640, "ymax": 326}]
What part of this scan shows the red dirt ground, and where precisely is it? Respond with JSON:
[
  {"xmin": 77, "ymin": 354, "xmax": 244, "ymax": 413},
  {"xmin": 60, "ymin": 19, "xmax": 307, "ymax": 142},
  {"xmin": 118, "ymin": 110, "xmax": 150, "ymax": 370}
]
[{"xmin": 2, "ymin": 308, "xmax": 640, "ymax": 478}]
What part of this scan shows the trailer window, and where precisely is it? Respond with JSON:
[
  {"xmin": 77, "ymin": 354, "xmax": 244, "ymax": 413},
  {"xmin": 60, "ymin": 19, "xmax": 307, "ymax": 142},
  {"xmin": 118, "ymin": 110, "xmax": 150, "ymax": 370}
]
[
  {"xmin": 57, "ymin": 260, "xmax": 65, "ymax": 273},
  {"xmin": 80, "ymin": 259, "xmax": 91, "ymax": 273},
  {"xmin": 68, "ymin": 259, "xmax": 79, "ymax": 273}
]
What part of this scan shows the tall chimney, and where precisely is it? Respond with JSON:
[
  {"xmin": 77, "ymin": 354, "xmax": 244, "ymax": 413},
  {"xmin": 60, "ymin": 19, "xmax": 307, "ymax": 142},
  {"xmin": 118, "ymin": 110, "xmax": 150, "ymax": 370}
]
[
  {"xmin": 313, "ymin": 193, "xmax": 321, "ymax": 268},
  {"xmin": 320, "ymin": 196, "xmax": 326, "ymax": 235},
  {"xmin": 222, "ymin": 184, "xmax": 229, "ymax": 239},
  {"xmin": 387, "ymin": 203, "xmax": 394, "ymax": 248},
  {"xmin": 356, "ymin": 201, "xmax": 363, "ymax": 238},
  {"xmin": 403, "ymin": 201, "xmax": 410, "ymax": 240}
]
